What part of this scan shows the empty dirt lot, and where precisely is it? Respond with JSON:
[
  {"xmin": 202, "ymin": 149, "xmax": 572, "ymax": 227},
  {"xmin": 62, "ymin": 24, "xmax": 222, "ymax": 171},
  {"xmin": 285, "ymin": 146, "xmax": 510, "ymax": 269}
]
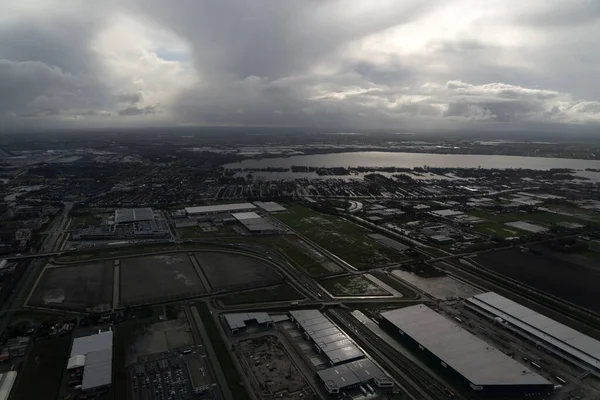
[
  {"xmin": 475, "ymin": 249, "xmax": 600, "ymax": 313},
  {"xmin": 195, "ymin": 251, "xmax": 283, "ymax": 291},
  {"xmin": 120, "ymin": 254, "xmax": 206, "ymax": 306},
  {"xmin": 29, "ymin": 262, "xmax": 113, "ymax": 312}
]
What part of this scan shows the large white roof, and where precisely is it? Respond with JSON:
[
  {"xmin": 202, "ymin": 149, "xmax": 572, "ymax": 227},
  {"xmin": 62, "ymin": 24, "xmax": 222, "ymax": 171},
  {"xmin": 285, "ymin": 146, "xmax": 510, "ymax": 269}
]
[
  {"xmin": 70, "ymin": 331, "xmax": 113, "ymax": 358},
  {"xmin": 381, "ymin": 305, "xmax": 551, "ymax": 387},
  {"xmin": 467, "ymin": 292, "xmax": 600, "ymax": 370},
  {"xmin": 67, "ymin": 354, "xmax": 86, "ymax": 370},
  {"xmin": 232, "ymin": 212, "xmax": 261, "ymax": 221}
]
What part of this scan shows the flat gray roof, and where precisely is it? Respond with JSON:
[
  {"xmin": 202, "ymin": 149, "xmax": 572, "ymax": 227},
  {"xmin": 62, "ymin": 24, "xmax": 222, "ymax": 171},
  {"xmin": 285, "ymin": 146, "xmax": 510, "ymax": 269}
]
[
  {"xmin": 467, "ymin": 292, "xmax": 600, "ymax": 370},
  {"xmin": 224, "ymin": 312, "xmax": 273, "ymax": 330},
  {"xmin": 115, "ymin": 208, "xmax": 154, "ymax": 224},
  {"xmin": 289, "ymin": 309, "xmax": 364, "ymax": 365},
  {"xmin": 290, "ymin": 309, "xmax": 323, "ymax": 320},
  {"xmin": 311, "ymin": 327, "xmax": 341, "ymax": 340},
  {"xmin": 504, "ymin": 221, "xmax": 548, "ymax": 233},
  {"xmin": 318, "ymin": 358, "xmax": 389, "ymax": 391},
  {"xmin": 324, "ymin": 345, "xmax": 364, "ymax": 365},
  {"xmin": 318, "ymin": 363, "xmax": 361, "ymax": 391},
  {"xmin": 253, "ymin": 201, "xmax": 287, "ymax": 213},
  {"xmin": 186, "ymin": 203, "xmax": 256, "ymax": 215},
  {"xmin": 302, "ymin": 317, "xmax": 329, "ymax": 328},
  {"xmin": 347, "ymin": 359, "xmax": 390, "ymax": 384},
  {"xmin": 305, "ymin": 322, "xmax": 335, "ymax": 334},
  {"xmin": 319, "ymin": 339, "xmax": 353, "ymax": 352},
  {"xmin": 314, "ymin": 333, "xmax": 347, "ymax": 346},
  {"xmin": 71, "ymin": 331, "xmax": 113, "ymax": 358},
  {"xmin": 381, "ymin": 305, "xmax": 551, "ymax": 387},
  {"xmin": 231, "ymin": 212, "xmax": 261, "ymax": 221},
  {"xmin": 82, "ymin": 349, "xmax": 112, "ymax": 390}
]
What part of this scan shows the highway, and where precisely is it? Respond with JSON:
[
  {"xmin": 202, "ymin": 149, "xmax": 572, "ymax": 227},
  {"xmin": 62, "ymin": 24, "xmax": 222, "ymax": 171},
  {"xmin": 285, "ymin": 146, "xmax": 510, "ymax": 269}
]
[{"xmin": 0, "ymin": 202, "xmax": 72, "ymax": 333}]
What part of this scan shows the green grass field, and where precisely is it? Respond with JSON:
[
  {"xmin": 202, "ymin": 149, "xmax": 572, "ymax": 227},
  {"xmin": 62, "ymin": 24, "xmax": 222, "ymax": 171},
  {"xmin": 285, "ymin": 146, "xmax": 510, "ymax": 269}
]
[
  {"xmin": 473, "ymin": 222, "xmax": 527, "ymax": 238},
  {"xmin": 469, "ymin": 209, "xmax": 598, "ymax": 238},
  {"xmin": 275, "ymin": 205, "xmax": 405, "ymax": 270},
  {"xmin": 215, "ymin": 283, "xmax": 304, "ymax": 305}
]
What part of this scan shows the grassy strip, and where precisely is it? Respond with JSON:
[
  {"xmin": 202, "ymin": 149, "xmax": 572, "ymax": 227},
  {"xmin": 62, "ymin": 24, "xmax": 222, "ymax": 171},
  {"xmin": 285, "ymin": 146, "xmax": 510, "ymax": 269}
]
[
  {"xmin": 113, "ymin": 318, "xmax": 153, "ymax": 400},
  {"xmin": 11, "ymin": 335, "xmax": 71, "ymax": 400},
  {"xmin": 197, "ymin": 302, "xmax": 251, "ymax": 400},
  {"xmin": 275, "ymin": 205, "xmax": 402, "ymax": 270},
  {"xmin": 370, "ymin": 271, "xmax": 418, "ymax": 298},
  {"xmin": 216, "ymin": 284, "xmax": 304, "ymax": 306},
  {"xmin": 268, "ymin": 236, "xmax": 332, "ymax": 276}
]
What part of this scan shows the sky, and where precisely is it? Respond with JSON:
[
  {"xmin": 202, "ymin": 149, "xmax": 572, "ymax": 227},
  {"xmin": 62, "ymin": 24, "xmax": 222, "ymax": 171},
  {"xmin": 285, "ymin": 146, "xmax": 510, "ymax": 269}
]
[{"xmin": 1, "ymin": 0, "xmax": 600, "ymax": 132}]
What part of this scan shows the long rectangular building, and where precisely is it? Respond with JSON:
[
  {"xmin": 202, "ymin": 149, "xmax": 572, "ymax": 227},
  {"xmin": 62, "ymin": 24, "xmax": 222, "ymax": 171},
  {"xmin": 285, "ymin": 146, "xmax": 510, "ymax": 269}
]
[
  {"xmin": 289, "ymin": 310, "xmax": 364, "ymax": 366},
  {"xmin": 317, "ymin": 359, "xmax": 393, "ymax": 394},
  {"xmin": 381, "ymin": 305, "xmax": 552, "ymax": 396},
  {"xmin": 185, "ymin": 203, "xmax": 256, "ymax": 215},
  {"xmin": 466, "ymin": 292, "xmax": 600, "ymax": 371}
]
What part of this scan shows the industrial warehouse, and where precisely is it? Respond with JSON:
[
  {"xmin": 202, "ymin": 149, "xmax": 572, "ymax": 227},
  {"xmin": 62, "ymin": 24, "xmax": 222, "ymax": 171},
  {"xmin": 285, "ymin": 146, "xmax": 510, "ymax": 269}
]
[
  {"xmin": 289, "ymin": 310, "xmax": 364, "ymax": 366},
  {"xmin": 224, "ymin": 312, "xmax": 274, "ymax": 334},
  {"xmin": 66, "ymin": 330, "xmax": 113, "ymax": 394},
  {"xmin": 380, "ymin": 305, "xmax": 553, "ymax": 396},
  {"xmin": 253, "ymin": 201, "xmax": 287, "ymax": 213},
  {"xmin": 185, "ymin": 202, "xmax": 257, "ymax": 216},
  {"xmin": 317, "ymin": 359, "xmax": 393, "ymax": 394},
  {"xmin": 466, "ymin": 292, "xmax": 600, "ymax": 373},
  {"xmin": 287, "ymin": 310, "xmax": 394, "ymax": 394},
  {"xmin": 231, "ymin": 212, "xmax": 278, "ymax": 234}
]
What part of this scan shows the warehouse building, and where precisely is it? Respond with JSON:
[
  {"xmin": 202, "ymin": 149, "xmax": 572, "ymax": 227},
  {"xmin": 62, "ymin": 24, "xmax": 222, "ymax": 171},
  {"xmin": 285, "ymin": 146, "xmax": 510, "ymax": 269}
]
[
  {"xmin": 232, "ymin": 212, "xmax": 278, "ymax": 234},
  {"xmin": 381, "ymin": 305, "xmax": 553, "ymax": 396},
  {"xmin": 67, "ymin": 331, "xmax": 113, "ymax": 394},
  {"xmin": 0, "ymin": 371, "xmax": 16, "ymax": 400},
  {"xmin": 466, "ymin": 292, "xmax": 600, "ymax": 372},
  {"xmin": 317, "ymin": 359, "xmax": 393, "ymax": 394},
  {"xmin": 114, "ymin": 207, "xmax": 154, "ymax": 224},
  {"xmin": 185, "ymin": 203, "xmax": 256, "ymax": 216},
  {"xmin": 253, "ymin": 201, "xmax": 287, "ymax": 213},
  {"xmin": 289, "ymin": 310, "xmax": 364, "ymax": 366},
  {"xmin": 224, "ymin": 312, "xmax": 273, "ymax": 334}
]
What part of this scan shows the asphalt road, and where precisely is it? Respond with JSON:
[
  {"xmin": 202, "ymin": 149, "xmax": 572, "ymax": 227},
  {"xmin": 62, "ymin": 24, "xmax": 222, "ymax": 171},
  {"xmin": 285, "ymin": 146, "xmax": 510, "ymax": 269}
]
[{"xmin": 0, "ymin": 202, "xmax": 72, "ymax": 333}]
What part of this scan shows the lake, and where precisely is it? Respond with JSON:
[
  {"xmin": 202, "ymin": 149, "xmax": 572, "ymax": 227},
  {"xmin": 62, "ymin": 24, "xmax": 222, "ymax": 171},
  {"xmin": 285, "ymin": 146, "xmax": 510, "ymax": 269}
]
[
  {"xmin": 225, "ymin": 151, "xmax": 600, "ymax": 170},
  {"xmin": 223, "ymin": 151, "xmax": 600, "ymax": 181}
]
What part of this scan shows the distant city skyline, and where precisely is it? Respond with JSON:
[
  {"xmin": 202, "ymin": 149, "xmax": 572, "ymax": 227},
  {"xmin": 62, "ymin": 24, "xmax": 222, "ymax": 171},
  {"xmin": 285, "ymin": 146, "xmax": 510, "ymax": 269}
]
[{"xmin": 2, "ymin": 1, "xmax": 600, "ymax": 131}]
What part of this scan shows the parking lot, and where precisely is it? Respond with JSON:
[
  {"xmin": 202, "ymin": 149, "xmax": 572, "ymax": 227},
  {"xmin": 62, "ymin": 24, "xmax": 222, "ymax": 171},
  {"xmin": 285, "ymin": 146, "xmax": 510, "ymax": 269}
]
[{"xmin": 129, "ymin": 354, "xmax": 207, "ymax": 400}]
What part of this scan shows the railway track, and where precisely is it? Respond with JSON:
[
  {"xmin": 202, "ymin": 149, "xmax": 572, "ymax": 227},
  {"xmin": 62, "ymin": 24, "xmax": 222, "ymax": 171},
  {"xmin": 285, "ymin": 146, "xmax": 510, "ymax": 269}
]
[
  {"xmin": 440, "ymin": 258, "xmax": 600, "ymax": 335},
  {"xmin": 328, "ymin": 309, "xmax": 465, "ymax": 400}
]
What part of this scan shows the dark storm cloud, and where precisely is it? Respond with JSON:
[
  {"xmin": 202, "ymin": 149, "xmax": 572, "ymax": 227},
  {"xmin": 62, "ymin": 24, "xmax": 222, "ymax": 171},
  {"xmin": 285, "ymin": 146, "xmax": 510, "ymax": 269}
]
[
  {"xmin": 118, "ymin": 105, "xmax": 157, "ymax": 116},
  {"xmin": 117, "ymin": 93, "xmax": 143, "ymax": 105},
  {"xmin": 2, "ymin": 1, "xmax": 600, "ymax": 130}
]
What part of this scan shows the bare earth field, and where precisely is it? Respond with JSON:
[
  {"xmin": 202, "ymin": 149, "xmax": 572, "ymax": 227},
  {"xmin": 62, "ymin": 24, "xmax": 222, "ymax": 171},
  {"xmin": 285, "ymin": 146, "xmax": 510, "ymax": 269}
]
[
  {"xmin": 195, "ymin": 251, "xmax": 283, "ymax": 291},
  {"xmin": 320, "ymin": 275, "xmax": 391, "ymax": 297},
  {"xmin": 125, "ymin": 317, "xmax": 194, "ymax": 366},
  {"xmin": 120, "ymin": 254, "xmax": 206, "ymax": 306},
  {"xmin": 475, "ymin": 249, "xmax": 600, "ymax": 313},
  {"xmin": 29, "ymin": 262, "xmax": 113, "ymax": 312}
]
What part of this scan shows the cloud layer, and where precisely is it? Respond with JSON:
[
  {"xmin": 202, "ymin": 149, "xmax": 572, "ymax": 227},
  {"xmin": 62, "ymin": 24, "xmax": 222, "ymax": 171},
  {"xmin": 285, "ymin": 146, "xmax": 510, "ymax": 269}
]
[{"xmin": 1, "ymin": 0, "xmax": 600, "ymax": 131}]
